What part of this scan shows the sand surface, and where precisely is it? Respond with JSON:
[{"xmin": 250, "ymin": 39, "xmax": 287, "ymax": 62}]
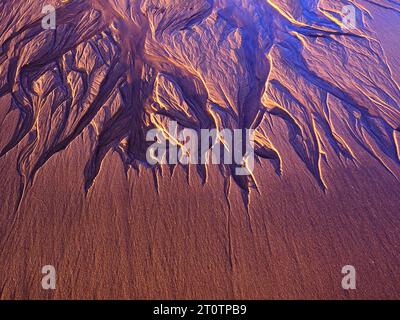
[{"xmin": 0, "ymin": 0, "xmax": 400, "ymax": 299}]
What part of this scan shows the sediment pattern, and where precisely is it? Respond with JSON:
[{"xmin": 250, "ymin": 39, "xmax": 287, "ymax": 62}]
[{"xmin": 1, "ymin": 0, "xmax": 400, "ymax": 206}]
